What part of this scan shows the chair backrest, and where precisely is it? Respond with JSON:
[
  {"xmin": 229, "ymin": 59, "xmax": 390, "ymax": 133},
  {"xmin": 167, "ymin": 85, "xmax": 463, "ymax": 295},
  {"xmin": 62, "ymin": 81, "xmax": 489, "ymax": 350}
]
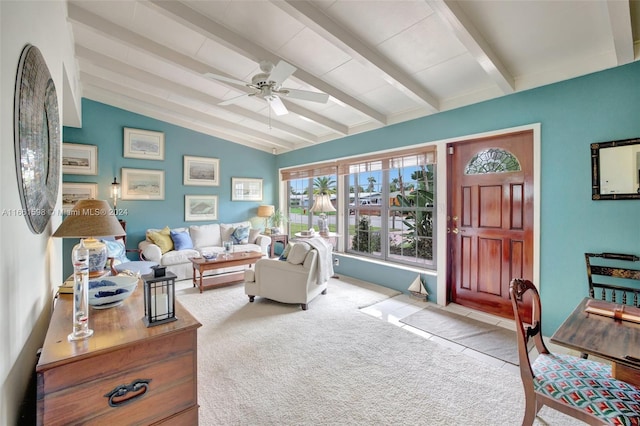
[
  {"xmin": 585, "ymin": 252, "xmax": 640, "ymax": 306},
  {"xmin": 509, "ymin": 279, "xmax": 549, "ymax": 388}
]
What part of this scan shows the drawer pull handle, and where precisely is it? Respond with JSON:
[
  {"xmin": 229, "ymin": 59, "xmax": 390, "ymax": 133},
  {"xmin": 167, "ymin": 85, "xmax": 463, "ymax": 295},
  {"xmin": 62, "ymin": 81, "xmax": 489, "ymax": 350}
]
[{"xmin": 104, "ymin": 378, "xmax": 152, "ymax": 407}]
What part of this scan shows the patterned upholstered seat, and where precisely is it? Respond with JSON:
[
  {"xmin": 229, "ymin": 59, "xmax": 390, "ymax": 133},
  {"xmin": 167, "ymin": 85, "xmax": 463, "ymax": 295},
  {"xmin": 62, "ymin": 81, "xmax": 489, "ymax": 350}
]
[
  {"xmin": 533, "ymin": 353, "xmax": 640, "ymax": 424},
  {"xmin": 510, "ymin": 278, "xmax": 640, "ymax": 425}
]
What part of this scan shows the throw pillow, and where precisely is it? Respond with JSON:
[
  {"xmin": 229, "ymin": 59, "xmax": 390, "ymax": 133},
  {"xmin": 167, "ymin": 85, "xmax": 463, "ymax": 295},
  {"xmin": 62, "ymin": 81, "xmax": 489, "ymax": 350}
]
[
  {"xmin": 248, "ymin": 228, "xmax": 261, "ymax": 244},
  {"xmin": 287, "ymin": 242, "xmax": 311, "ymax": 265},
  {"xmin": 231, "ymin": 225, "xmax": 250, "ymax": 244},
  {"xmin": 170, "ymin": 230, "xmax": 193, "ymax": 251},
  {"xmin": 279, "ymin": 242, "xmax": 294, "ymax": 260},
  {"xmin": 148, "ymin": 226, "xmax": 173, "ymax": 254},
  {"xmin": 102, "ymin": 239, "xmax": 128, "ymax": 264},
  {"xmin": 189, "ymin": 223, "xmax": 220, "ymax": 248}
]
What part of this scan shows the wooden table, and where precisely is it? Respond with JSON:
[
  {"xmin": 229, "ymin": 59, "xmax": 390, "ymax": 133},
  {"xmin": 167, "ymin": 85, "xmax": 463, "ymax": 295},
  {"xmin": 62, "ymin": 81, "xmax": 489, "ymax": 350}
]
[
  {"xmin": 551, "ymin": 297, "xmax": 640, "ymax": 386},
  {"xmin": 264, "ymin": 233, "xmax": 288, "ymax": 258},
  {"xmin": 190, "ymin": 251, "xmax": 263, "ymax": 293},
  {"xmin": 36, "ymin": 283, "xmax": 201, "ymax": 425}
]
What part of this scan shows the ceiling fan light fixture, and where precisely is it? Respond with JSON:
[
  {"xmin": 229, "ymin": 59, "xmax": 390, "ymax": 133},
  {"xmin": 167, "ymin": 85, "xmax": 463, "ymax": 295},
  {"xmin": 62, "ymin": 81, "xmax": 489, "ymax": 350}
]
[{"xmin": 204, "ymin": 59, "xmax": 329, "ymax": 115}]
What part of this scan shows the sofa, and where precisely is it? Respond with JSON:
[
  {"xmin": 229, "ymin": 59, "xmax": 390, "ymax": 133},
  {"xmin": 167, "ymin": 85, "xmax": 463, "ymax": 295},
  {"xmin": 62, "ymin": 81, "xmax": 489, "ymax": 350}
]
[
  {"xmin": 244, "ymin": 238, "xmax": 334, "ymax": 310},
  {"xmin": 139, "ymin": 221, "xmax": 271, "ymax": 280}
]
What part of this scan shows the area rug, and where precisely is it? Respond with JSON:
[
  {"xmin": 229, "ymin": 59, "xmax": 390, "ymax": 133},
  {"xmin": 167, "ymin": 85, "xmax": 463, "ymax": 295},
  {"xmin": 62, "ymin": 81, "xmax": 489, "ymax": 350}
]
[
  {"xmin": 400, "ymin": 305, "xmax": 521, "ymax": 365},
  {"xmin": 176, "ymin": 277, "xmax": 581, "ymax": 425}
]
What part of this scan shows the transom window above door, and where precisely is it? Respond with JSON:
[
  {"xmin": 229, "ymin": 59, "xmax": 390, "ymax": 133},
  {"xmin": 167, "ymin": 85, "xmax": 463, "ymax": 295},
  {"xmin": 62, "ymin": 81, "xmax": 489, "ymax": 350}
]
[{"xmin": 464, "ymin": 148, "xmax": 521, "ymax": 175}]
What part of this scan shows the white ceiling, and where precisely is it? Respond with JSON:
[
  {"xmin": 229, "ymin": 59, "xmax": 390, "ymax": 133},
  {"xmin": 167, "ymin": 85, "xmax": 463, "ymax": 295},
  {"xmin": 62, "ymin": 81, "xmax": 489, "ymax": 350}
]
[{"xmin": 67, "ymin": 0, "xmax": 640, "ymax": 154}]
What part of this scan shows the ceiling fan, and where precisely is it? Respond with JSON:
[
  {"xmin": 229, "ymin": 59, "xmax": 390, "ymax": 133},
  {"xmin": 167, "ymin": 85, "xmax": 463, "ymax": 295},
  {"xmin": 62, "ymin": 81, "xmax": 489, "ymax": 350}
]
[{"xmin": 205, "ymin": 60, "xmax": 329, "ymax": 116}]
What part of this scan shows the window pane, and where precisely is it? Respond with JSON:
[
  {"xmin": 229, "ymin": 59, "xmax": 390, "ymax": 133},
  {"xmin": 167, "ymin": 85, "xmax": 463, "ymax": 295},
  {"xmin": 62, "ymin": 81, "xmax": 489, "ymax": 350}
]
[
  {"xmin": 346, "ymin": 155, "xmax": 436, "ymax": 268},
  {"xmin": 287, "ymin": 175, "xmax": 338, "ymax": 236},
  {"xmin": 288, "ymin": 178, "xmax": 310, "ymax": 235},
  {"xmin": 389, "ymin": 162, "xmax": 434, "ymax": 266}
]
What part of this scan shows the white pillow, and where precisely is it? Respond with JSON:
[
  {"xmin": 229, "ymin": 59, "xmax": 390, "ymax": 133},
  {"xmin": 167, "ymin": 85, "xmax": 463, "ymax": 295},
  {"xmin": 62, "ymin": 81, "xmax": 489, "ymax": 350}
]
[
  {"xmin": 248, "ymin": 228, "xmax": 261, "ymax": 244},
  {"xmin": 189, "ymin": 224, "xmax": 220, "ymax": 248},
  {"xmin": 287, "ymin": 242, "xmax": 311, "ymax": 265},
  {"xmin": 220, "ymin": 223, "xmax": 235, "ymax": 243}
]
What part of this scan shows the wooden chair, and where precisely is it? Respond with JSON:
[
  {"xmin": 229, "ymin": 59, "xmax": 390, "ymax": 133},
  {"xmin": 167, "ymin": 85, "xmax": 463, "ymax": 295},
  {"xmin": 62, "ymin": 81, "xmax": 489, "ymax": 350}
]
[
  {"xmin": 509, "ymin": 278, "xmax": 640, "ymax": 426},
  {"xmin": 585, "ymin": 252, "xmax": 640, "ymax": 306}
]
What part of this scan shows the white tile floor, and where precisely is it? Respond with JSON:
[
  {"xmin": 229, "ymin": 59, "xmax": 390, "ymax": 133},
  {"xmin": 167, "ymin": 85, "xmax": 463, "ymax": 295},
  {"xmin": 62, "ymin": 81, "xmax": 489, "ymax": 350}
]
[{"xmin": 359, "ymin": 292, "xmax": 594, "ymax": 375}]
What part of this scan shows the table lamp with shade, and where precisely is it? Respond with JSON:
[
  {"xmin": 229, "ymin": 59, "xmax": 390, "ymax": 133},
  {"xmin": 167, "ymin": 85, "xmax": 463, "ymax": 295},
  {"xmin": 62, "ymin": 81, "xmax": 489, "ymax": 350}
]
[
  {"xmin": 311, "ymin": 194, "xmax": 336, "ymax": 236},
  {"xmin": 52, "ymin": 199, "xmax": 125, "ymax": 341},
  {"xmin": 257, "ymin": 204, "xmax": 275, "ymax": 234},
  {"xmin": 53, "ymin": 199, "xmax": 126, "ymax": 277}
]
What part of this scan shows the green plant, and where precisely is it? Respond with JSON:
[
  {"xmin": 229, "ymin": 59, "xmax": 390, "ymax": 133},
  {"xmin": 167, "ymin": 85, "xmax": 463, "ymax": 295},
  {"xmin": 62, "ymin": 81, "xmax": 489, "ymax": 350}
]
[
  {"xmin": 352, "ymin": 216, "xmax": 381, "ymax": 253},
  {"xmin": 396, "ymin": 166, "xmax": 434, "ymax": 260},
  {"xmin": 269, "ymin": 208, "xmax": 289, "ymax": 229}
]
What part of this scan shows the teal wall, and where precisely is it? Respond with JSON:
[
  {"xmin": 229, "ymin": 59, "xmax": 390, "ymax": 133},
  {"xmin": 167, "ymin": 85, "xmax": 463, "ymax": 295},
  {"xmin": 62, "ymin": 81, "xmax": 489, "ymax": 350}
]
[
  {"xmin": 280, "ymin": 61, "xmax": 640, "ymax": 335},
  {"xmin": 62, "ymin": 99, "xmax": 276, "ymax": 278},
  {"xmin": 65, "ymin": 61, "xmax": 640, "ymax": 335}
]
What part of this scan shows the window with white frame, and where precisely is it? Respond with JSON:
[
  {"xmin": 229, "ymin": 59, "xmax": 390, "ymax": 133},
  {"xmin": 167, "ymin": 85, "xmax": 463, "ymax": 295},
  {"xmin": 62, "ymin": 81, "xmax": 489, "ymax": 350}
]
[
  {"xmin": 345, "ymin": 153, "xmax": 436, "ymax": 268},
  {"xmin": 281, "ymin": 147, "xmax": 436, "ymax": 269}
]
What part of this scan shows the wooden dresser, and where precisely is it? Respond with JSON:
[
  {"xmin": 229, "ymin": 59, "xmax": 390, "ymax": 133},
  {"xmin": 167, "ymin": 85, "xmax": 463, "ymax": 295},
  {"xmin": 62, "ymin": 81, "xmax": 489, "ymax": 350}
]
[{"xmin": 36, "ymin": 283, "xmax": 201, "ymax": 425}]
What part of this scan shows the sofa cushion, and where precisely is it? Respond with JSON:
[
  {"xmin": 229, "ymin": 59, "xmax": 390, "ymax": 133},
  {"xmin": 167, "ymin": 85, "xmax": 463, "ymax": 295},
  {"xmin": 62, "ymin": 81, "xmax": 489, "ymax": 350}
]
[
  {"xmin": 287, "ymin": 242, "xmax": 311, "ymax": 265},
  {"xmin": 103, "ymin": 239, "xmax": 128, "ymax": 264},
  {"xmin": 220, "ymin": 223, "xmax": 235, "ymax": 243},
  {"xmin": 248, "ymin": 228, "xmax": 261, "ymax": 244},
  {"xmin": 279, "ymin": 242, "xmax": 294, "ymax": 260},
  {"xmin": 161, "ymin": 248, "xmax": 200, "ymax": 266},
  {"xmin": 190, "ymin": 223, "xmax": 221, "ymax": 248},
  {"xmin": 171, "ymin": 230, "xmax": 193, "ymax": 250},
  {"xmin": 221, "ymin": 221, "xmax": 252, "ymax": 243},
  {"xmin": 148, "ymin": 226, "xmax": 173, "ymax": 254},
  {"xmin": 231, "ymin": 225, "xmax": 250, "ymax": 244}
]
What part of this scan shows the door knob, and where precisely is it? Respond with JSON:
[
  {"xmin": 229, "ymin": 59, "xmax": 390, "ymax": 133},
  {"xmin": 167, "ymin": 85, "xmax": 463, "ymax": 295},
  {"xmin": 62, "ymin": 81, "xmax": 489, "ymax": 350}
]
[{"xmin": 451, "ymin": 227, "xmax": 459, "ymax": 234}]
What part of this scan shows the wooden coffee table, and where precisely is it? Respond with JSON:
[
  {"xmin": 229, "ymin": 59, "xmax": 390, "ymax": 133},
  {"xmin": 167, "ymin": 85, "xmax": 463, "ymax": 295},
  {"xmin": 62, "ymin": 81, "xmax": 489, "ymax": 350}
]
[{"xmin": 190, "ymin": 251, "xmax": 263, "ymax": 293}]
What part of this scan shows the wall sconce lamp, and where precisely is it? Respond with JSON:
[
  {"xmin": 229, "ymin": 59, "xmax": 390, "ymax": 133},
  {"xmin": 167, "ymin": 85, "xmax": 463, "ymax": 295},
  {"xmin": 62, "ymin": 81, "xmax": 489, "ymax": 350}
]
[{"xmin": 111, "ymin": 177, "xmax": 121, "ymax": 209}]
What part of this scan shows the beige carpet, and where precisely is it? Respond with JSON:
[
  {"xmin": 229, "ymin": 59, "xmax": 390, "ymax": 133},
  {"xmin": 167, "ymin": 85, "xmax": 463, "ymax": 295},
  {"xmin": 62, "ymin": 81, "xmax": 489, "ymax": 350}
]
[{"xmin": 176, "ymin": 277, "xmax": 583, "ymax": 425}]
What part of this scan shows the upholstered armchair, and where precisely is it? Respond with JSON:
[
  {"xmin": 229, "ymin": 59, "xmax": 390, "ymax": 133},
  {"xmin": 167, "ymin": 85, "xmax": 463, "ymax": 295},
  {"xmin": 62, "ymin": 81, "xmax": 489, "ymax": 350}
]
[{"xmin": 244, "ymin": 241, "xmax": 329, "ymax": 310}]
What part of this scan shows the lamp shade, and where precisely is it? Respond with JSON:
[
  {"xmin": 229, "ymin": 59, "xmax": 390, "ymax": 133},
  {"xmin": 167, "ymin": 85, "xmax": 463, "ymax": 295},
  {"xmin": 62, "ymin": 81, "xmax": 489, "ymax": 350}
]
[
  {"xmin": 53, "ymin": 199, "xmax": 125, "ymax": 238},
  {"xmin": 311, "ymin": 194, "xmax": 336, "ymax": 213},
  {"xmin": 53, "ymin": 199, "xmax": 126, "ymax": 277},
  {"xmin": 257, "ymin": 205, "xmax": 275, "ymax": 218}
]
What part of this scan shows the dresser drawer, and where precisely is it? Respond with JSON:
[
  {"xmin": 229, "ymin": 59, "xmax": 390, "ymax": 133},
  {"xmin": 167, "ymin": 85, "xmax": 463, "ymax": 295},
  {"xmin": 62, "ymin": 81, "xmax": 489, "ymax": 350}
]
[
  {"xmin": 39, "ymin": 330, "xmax": 195, "ymax": 395},
  {"xmin": 39, "ymin": 350, "xmax": 196, "ymax": 425}
]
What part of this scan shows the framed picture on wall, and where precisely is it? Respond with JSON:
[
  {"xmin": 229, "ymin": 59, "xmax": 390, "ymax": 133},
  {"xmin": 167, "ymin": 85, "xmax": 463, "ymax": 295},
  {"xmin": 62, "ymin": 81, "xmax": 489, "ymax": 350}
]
[
  {"xmin": 185, "ymin": 195, "xmax": 218, "ymax": 221},
  {"xmin": 183, "ymin": 155, "xmax": 219, "ymax": 186},
  {"xmin": 62, "ymin": 182, "xmax": 98, "ymax": 213},
  {"xmin": 62, "ymin": 143, "xmax": 98, "ymax": 175},
  {"xmin": 231, "ymin": 177, "xmax": 263, "ymax": 201},
  {"xmin": 123, "ymin": 128, "xmax": 165, "ymax": 160},
  {"xmin": 121, "ymin": 168, "xmax": 165, "ymax": 200}
]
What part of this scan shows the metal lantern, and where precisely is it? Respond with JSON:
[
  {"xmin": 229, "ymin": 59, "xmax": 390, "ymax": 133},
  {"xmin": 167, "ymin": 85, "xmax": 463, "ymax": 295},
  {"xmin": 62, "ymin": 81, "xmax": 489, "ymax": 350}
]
[{"xmin": 143, "ymin": 271, "xmax": 177, "ymax": 327}]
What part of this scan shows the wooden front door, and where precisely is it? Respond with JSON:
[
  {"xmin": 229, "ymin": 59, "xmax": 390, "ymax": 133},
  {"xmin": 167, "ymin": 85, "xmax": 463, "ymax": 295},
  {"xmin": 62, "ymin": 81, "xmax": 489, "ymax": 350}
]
[{"xmin": 447, "ymin": 130, "xmax": 534, "ymax": 318}]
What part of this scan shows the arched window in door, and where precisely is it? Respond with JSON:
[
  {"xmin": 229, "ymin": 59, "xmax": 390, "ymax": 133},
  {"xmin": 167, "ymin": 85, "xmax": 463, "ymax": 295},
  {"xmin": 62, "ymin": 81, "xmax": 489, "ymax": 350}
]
[{"xmin": 464, "ymin": 148, "xmax": 521, "ymax": 174}]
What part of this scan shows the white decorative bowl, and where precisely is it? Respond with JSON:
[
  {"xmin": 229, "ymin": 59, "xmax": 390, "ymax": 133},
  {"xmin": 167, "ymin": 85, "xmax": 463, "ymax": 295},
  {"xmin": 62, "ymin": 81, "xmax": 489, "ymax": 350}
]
[
  {"xmin": 88, "ymin": 275, "xmax": 138, "ymax": 309},
  {"xmin": 202, "ymin": 251, "xmax": 218, "ymax": 261}
]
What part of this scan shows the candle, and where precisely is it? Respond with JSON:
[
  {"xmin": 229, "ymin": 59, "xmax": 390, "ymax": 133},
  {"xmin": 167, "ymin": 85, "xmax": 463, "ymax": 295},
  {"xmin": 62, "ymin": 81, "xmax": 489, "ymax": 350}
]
[{"xmin": 151, "ymin": 293, "xmax": 168, "ymax": 320}]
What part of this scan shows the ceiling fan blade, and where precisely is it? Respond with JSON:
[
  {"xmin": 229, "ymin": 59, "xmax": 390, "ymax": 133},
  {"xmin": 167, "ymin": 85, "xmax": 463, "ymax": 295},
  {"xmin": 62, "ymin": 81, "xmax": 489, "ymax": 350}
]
[
  {"xmin": 218, "ymin": 93, "xmax": 249, "ymax": 106},
  {"xmin": 266, "ymin": 96, "xmax": 288, "ymax": 116},
  {"xmin": 268, "ymin": 60, "xmax": 296, "ymax": 86},
  {"xmin": 281, "ymin": 88, "xmax": 329, "ymax": 104},
  {"xmin": 204, "ymin": 72, "xmax": 249, "ymax": 88}
]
